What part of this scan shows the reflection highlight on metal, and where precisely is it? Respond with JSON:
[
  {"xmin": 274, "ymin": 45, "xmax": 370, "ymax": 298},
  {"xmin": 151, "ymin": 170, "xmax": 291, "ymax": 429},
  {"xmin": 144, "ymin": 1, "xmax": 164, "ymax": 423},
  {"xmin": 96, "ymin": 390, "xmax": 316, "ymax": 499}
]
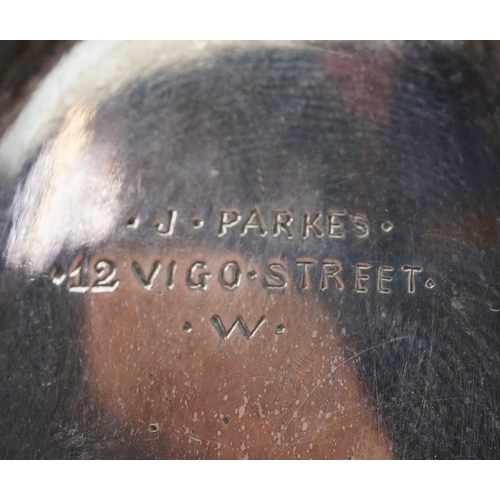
[
  {"xmin": 5, "ymin": 103, "xmax": 125, "ymax": 274},
  {"xmin": 0, "ymin": 41, "xmax": 499, "ymax": 459}
]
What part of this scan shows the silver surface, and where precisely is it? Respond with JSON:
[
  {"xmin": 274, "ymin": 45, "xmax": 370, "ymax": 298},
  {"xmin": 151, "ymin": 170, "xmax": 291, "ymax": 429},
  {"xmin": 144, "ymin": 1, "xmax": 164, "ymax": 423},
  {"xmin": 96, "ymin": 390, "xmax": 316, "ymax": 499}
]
[{"xmin": 0, "ymin": 41, "xmax": 499, "ymax": 459}]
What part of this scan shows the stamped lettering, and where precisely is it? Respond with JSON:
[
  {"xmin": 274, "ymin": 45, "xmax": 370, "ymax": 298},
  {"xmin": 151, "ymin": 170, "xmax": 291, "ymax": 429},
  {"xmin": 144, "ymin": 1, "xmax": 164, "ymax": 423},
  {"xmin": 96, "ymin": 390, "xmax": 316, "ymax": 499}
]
[
  {"xmin": 48, "ymin": 203, "xmax": 438, "ymax": 342},
  {"xmin": 211, "ymin": 314, "xmax": 266, "ymax": 340}
]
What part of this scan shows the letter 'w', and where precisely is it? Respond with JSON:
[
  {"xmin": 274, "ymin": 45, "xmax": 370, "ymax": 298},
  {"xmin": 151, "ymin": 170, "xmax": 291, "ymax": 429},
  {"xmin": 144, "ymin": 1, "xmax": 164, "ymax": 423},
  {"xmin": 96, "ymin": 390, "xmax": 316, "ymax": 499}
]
[{"xmin": 210, "ymin": 315, "xmax": 266, "ymax": 340}]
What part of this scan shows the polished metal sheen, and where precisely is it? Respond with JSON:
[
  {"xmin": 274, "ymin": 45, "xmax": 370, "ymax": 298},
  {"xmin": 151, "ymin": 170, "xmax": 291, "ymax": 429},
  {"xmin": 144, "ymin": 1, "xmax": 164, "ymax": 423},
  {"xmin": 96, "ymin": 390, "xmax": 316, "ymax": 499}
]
[{"xmin": 0, "ymin": 41, "xmax": 499, "ymax": 459}]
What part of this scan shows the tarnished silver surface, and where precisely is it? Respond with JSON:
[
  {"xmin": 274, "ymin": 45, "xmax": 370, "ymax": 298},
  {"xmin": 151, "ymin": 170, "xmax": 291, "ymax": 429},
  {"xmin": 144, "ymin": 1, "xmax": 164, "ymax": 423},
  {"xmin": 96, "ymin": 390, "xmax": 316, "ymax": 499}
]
[{"xmin": 0, "ymin": 41, "xmax": 499, "ymax": 459}]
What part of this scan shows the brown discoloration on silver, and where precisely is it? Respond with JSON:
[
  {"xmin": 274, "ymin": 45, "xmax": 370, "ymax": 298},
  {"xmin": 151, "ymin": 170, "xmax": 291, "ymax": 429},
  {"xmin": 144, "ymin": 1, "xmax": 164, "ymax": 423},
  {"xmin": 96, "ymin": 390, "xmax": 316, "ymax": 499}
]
[{"xmin": 84, "ymin": 247, "xmax": 393, "ymax": 459}]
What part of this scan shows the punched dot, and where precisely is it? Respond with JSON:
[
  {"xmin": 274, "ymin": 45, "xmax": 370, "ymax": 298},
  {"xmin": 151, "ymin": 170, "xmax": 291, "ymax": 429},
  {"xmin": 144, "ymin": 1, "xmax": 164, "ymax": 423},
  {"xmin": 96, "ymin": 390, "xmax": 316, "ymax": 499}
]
[
  {"xmin": 381, "ymin": 221, "xmax": 394, "ymax": 233},
  {"xmin": 275, "ymin": 324, "xmax": 285, "ymax": 335}
]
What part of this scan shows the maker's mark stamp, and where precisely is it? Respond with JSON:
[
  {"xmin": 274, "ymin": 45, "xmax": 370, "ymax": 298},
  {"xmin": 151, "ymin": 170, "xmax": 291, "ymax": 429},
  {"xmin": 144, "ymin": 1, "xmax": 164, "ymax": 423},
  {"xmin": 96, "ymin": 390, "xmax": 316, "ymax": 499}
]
[{"xmin": 48, "ymin": 204, "xmax": 437, "ymax": 341}]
